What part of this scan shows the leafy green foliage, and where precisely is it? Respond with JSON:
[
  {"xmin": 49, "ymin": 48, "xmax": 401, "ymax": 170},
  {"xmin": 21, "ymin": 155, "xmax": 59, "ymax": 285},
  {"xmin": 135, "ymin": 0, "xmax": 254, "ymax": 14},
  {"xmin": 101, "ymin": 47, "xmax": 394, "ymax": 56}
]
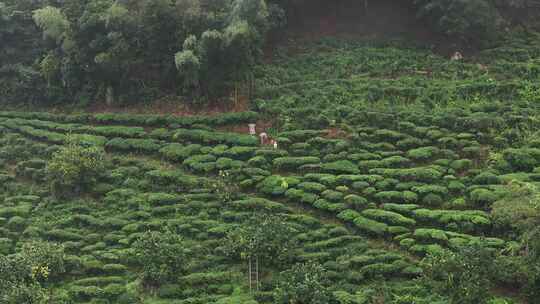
[
  {"xmin": 273, "ymin": 262, "xmax": 332, "ymax": 304},
  {"xmin": 32, "ymin": 6, "xmax": 69, "ymax": 43},
  {"xmin": 0, "ymin": 241, "xmax": 65, "ymax": 304},
  {"xmin": 414, "ymin": 0, "xmax": 501, "ymax": 44},
  {"xmin": 47, "ymin": 136, "xmax": 105, "ymax": 196},
  {"xmin": 421, "ymin": 245, "xmax": 494, "ymax": 304},
  {"xmin": 132, "ymin": 228, "xmax": 187, "ymax": 287},
  {"xmin": 223, "ymin": 213, "xmax": 297, "ymax": 267}
]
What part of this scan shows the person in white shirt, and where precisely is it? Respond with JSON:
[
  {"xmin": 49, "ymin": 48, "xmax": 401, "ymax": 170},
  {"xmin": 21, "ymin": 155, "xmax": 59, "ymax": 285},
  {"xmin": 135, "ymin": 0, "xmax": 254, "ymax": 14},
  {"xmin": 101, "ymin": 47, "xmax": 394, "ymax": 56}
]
[{"xmin": 259, "ymin": 132, "xmax": 268, "ymax": 145}]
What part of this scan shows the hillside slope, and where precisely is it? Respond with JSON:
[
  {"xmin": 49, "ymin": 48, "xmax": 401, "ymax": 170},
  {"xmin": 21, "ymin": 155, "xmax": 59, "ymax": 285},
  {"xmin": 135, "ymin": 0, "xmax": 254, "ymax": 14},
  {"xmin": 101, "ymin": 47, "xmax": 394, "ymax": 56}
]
[{"xmin": 2, "ymin": 32, "xmax": 540, "ymax": 303}]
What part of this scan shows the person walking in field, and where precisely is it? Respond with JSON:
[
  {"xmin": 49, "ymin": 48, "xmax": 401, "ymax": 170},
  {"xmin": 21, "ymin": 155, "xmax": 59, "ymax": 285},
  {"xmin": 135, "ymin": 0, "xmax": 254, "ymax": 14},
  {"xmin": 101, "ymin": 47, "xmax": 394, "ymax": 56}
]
[{"xmin": 259, "ymin": 132, "xmax": 268, "ymax": 145}]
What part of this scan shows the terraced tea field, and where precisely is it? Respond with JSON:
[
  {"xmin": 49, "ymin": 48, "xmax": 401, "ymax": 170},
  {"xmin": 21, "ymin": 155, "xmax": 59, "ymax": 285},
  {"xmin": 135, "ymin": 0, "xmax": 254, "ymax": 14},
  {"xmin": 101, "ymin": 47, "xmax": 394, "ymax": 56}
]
[{"xmin": 0, "ymin": 95, "xmax": 538, "ymax": 303}]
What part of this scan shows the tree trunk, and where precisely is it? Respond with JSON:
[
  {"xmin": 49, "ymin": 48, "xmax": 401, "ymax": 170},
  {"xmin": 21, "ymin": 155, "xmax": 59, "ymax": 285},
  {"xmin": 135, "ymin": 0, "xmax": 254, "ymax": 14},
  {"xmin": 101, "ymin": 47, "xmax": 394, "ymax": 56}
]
[
  {"xmin": 106, "ymin": 85, "xmax": 115, "ymax": 106},
  {"xmin": 365, "ymin": 0, "xmax": 369, "ymax": 14}
]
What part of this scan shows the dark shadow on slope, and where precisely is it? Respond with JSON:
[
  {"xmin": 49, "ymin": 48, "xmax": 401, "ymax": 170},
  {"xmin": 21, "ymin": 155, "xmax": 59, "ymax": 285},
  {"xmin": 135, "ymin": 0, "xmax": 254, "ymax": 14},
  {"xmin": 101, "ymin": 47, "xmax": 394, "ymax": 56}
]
[{"xmin": 272, "ymin": 0, "xmax": 465, "ymax": 56}]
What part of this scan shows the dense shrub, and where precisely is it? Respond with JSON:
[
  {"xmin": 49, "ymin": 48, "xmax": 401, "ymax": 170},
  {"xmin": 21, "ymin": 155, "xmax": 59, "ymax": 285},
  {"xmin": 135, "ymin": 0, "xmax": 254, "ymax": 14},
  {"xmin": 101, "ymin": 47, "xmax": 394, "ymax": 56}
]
[
  {"xmin": 159, "ymin": 143, "xmax": 202, "ymax": 162},
  {"xmin": 257, "ymin": 175, "xmax": 300, "ymax": 196},
  {"xmin": 503, "ymin": 148, "xmax": 540, "ymax": 172},
  {"xmin": 278, "ymin": 130, "xmax": 324, "ymax": 142},
  {"xmin": 0, "ymin": 241, "xmax": 66, "ymax": 303},
  {"xmin": 223, "ymin": 214, "xmax": 297, "ymax": 268},
  {"xmin": 47, "ymin": 136, "xmax": 106, "ymax": 196},
  {"xmin": 105, "ymin": 138, "xmax": 162, "ymax": 153},
  {"xmin": 173, "ymin": 129, "xmax": 258, "ymax": 146},
  {"xmin": 414, "ymin": 0, "xmax": 501, "ymax": 44},
  {"xmin": 374, "ymin": 191, "xmax": 418, "ymax": 204},
  {"xmin": 469, "ymin": 188, "xmax": 498, "ymax": 207},
  {"xmin": 421, "ymin": 193, "xmax": 444, "ymax": 207},
  {"xmin": 407, "ymin": 146, "xmax": 439, "ymax": 161},
  {"xmin": 421, "ymin": 244, "xmax": 494, "ymax": 304},
  {"xmin": 273, "ymin": 157, "xmax": 321, "ymax": 170},
  {"xmin": 273, "ymin": 262, "xmax": 332, "ymax": 304},
  {"xmin": 321, "ymin": 160, "xmax": 359, "ymax": 174},
  {"xmin": 298, "ymin": 182, "xmax": 327, "ymax": 194},
  {"xmin": 473, "ymin": 172, "xmax": 501, "ymax": 185},
  {"xmin": 361, "ymin": 209, "xmax": 416, "ymax": 226},
  {"xmin": 132, "ymin": 228, "xmax": 187, "ymax": 287}
]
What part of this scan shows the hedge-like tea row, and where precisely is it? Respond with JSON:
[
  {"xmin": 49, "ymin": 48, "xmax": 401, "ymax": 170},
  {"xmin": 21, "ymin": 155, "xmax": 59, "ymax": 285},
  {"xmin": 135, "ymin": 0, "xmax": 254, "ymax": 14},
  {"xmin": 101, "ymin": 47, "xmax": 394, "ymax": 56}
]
[
  {"xmin": 5, "ymin": 118, "xmax": 148, "ymax": 138},
  {"xmin": 0, "ymin": 110, "xmax": 258, "ymax": 127},
  {"xmin": 0, "ymin": 119, "xmax": 107, "ymax": 145},
  {"xmin": 173, "ymin": 129, "xmax": 258, "ymax": 146}
]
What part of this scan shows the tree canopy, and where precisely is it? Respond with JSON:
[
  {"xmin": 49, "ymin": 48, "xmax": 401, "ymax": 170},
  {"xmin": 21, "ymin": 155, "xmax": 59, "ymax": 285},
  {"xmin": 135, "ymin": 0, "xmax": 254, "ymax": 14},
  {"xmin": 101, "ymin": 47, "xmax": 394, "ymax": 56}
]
[{"xmin": 0, "ymin": 0, "xmax": 538, "ymax": 106}]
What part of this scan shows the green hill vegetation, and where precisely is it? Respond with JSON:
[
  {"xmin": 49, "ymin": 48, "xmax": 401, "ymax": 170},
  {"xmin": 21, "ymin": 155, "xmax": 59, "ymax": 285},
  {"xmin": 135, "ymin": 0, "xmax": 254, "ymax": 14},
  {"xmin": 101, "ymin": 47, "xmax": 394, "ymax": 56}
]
[{"xmin": 2, "ymin": 0, "xmax": 540, "ymax": 304}]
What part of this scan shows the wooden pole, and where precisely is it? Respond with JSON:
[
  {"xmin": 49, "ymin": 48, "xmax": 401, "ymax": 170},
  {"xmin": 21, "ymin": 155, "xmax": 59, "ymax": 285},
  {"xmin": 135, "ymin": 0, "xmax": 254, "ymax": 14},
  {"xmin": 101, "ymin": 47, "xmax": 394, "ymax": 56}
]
[
  {"xmin": 255, "ymin": 256, "xmax": 259, "ymax": 291},
  {"xmin": 248, "ymin": 257, "xmax": 252, "ymax": 292}
]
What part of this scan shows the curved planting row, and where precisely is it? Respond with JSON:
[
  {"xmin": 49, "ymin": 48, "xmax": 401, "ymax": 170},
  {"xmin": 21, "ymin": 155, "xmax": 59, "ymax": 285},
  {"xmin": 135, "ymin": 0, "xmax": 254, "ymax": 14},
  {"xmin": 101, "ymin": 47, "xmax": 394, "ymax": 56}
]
[
  {"xmin": 0, "ymin": 130, "xmax": 419, "ymax": 303},
  {"xmin": 0, "ymin": 110, "xmax": 259, "ymax": 127}
]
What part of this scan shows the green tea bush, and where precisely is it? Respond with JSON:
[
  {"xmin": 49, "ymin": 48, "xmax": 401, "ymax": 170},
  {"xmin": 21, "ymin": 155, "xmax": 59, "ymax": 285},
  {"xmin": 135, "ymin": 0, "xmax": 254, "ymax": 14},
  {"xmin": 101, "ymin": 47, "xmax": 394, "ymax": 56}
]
[
  {"xmin": 503, "ymin": 148, "xmax": 540, "ymax": 172},
  {"xmin": 173, "ymin": 129, "xmax": 258, "ymax": 146},
  {"xmin": 298, "ymin": 182, "xmax": 327, "ymax": 194},
  {"xmin": 344, "ymin": 194, "xmax": 373, "ymax": 210},
  {"xmin": 421, "ymin": 193, "xmax": 444, "ymax": 207},
  {"xmin": 370, "ymin": 167, "xmax": 444, "ymax": 182},
  {"xmin": 6, "ymin": 216, "xmax": 26, "ymax": 231},
  {"xmin": 353, "ymin": 215, "xmax": 388, "ymax": 236},
  {"xmin": 448, "ymin": 180, "xmax": 466, "ymax": 193},
  {"xmin": 321, "ymin": 190, "xmax": 344, "ymax": 202},
  {"xmin": 372, "ymin": 129, "xmax": 404, "ymax": 142},
  {"xmin": 473, "ymin": 172, "xmax": 501, "ymax": 185},
  {"xmin": 159, "ymin": 143, "xmax": 202, "ymax": 162},
  {"xmin": 255, "ymin": 149, "xmax": 289, "ymax": 160},
  {"xmin": 361, "ymin": 209, "xmax": 416, "ymax": 226},
  {"xmin": 358, "ymin": 160, "xmax": 384, "ymax": 171},
  {"xmin": 351, "ymin": 181, "xmax": 370, "ymax": 191},
  {"xmin": 360, "ymin": 260, "xmax": 410, "ymax": 279},
  {"xmin": 278, "ymin": 130, "xmax": 324, "ymax": 142},
  {"xmin": 397, "ymin": 136, "xmax": 425, "ymax": 150},
  {"xmin": 105, "ymin": 138, "xmax": 163, "ymax": 153},
  {"xmin": 348, "ymin": 152, "xmax": 381, "ymax": 161},
  {"xmin": 273, "ymin": 157, "xmax": 320, "ymax": 170},
  {"xmin": 257, "ymin": 175, "xmax": 299, "ymax": 196},
  {"xmin": 321, "ymin": 160, "xmax": 359, "ymax": 174},
  {"xmin": 223, "ymin": 146, "xmax": 257, "ymax": 160},
  {"xmin": 414, "ymin": 228, "xmax": 448, "ymax": 243},
  {"xmin": 383, "ymin": 203, "xmax": 420, "ymax": 213},
  {"xmin": 374, "ymin": 191, "xmax": 418, "ymax": 204},
  {"xmin": 230, "ymin": 198, "xmax": 288, "ymax": 213},
  {"xmin": 374, "ymin": 178, "xmax": 399, "ymax": 191},
  {"xmin": 0, "ymin": 238, "xmax": 12, "ymax": 255},
  {"xmin": 146, "ymin": 193, "xmax": 182, "ymax": 206},
  {"xmin": 407, "ymin": 146, "xmax": 439, "ymax": 161},
  {"xmin": 381, "ymin": 156, "xmax": 411, "ymax": 168},
  {"xmin": 337, "ymin": 209, "xmax": 361, "ymax": 222},
  {"xmin": 247, "ymin": 156, "xmax": 269, "ymax": 168},
  {"xmin": 469, "ymin": 188, "xmax": 498, "ymax": 207},
  {"xmin": 145, "ymin": 170, "xmax": 199, "ymax": 190}
]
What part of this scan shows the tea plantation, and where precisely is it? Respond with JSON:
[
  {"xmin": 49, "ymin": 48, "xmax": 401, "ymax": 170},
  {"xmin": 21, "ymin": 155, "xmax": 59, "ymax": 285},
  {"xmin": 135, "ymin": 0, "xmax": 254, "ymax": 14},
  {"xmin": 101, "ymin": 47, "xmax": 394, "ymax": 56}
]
[{"xmin": 3, "ymin": 35, "xmax": 540, "ymax": 303}]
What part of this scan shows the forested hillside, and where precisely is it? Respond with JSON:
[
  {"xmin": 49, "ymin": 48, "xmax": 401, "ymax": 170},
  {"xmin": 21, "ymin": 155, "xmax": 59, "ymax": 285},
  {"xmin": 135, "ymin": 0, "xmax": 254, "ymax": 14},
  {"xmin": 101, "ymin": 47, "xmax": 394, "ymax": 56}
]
[
  {"xmin": 1, "ymin": 0, "xmax": 539, "ymax": 107},
  {"xmin": 3, "ymin": 1, "xmax": 540, "ymax": 304}
]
